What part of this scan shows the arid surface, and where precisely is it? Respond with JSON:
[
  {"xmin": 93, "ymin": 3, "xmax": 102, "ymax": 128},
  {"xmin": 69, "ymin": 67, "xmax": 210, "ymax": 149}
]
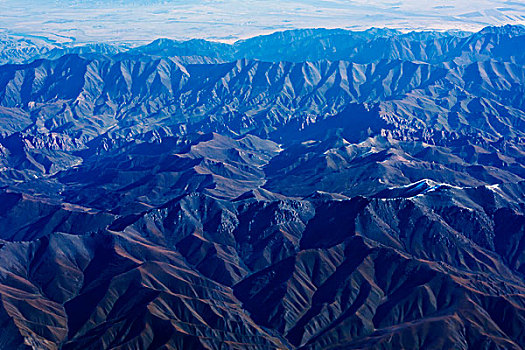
[{"xmin": 0, "ymin": 26, "xmax": 524, "ymax": 349}]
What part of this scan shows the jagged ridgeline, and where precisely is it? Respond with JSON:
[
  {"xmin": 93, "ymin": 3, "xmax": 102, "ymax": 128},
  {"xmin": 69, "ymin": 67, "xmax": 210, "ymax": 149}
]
[{"xmin": 0, "ymin": 26, "xmax": 524, "ymax": 349}]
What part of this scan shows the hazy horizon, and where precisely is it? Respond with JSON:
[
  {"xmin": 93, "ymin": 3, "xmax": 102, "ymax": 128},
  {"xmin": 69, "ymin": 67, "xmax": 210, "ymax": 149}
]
[{"xmin": 1, "ymin": 0, "xmax": 524, "ymax": 44}]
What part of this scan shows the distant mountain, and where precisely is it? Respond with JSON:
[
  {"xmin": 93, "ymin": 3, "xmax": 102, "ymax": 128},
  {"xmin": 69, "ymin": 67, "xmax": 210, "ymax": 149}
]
[
  {"xmin": 0, "ymin": 34, "xmax": 56, "ymax": 65},
  {"xmin": 0, "ymin": 35, "xmax": 127, "ymax": 65},
  {"xmin": 128, "ymin": 25, "xmax": 525, "ymax": 65},
  {"xmin": 0, "ymin": 26, "xmax": 524, "ymax": 349},
  {"xmin": 4, "ymin": 25, "xmax": 525, "ymax": 65}
]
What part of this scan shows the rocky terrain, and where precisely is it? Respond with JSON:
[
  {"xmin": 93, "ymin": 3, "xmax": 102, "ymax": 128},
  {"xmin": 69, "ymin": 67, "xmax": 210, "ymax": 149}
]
[{"xmin": 0, "ymin": 26, "xmax": 524, "ymax": 349}]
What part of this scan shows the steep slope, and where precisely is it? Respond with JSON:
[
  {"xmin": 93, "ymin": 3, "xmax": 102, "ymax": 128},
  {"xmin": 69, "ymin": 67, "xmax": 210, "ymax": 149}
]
[
  {"xmin": 0, "ymin": 26, "xmax": 524, "ymax": 349},
  {"xmin": 0, "ymin": 48, "xmax": 523, "ymax": 207},
  {"xmin": 0, "ymin": 183, "xmax": 524, "ymax": 349}
]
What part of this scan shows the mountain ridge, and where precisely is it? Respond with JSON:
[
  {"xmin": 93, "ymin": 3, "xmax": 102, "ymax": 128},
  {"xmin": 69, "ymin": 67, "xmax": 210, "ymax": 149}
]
[
  {"xmin": 0, "ymin": 25, "xmax": 524, "ymax": 349},
  {"xmin": 2, "ymin": 25, "xmax": 525, "ymax": 65}
]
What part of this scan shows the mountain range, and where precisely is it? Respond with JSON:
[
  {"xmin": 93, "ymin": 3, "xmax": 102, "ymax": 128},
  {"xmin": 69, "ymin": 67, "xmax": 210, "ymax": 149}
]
[{"xmin": 0, "ymin": 26, "xmax": 524, "ymax": 349}]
